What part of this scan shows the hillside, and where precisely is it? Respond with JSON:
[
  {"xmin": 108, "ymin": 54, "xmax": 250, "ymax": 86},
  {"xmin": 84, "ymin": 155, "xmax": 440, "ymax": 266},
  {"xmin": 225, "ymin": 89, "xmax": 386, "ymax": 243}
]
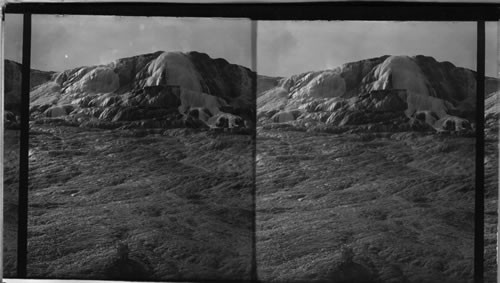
[
  {"xmin": 3, "ymin": 52, "xmax": 255, "ymax": 280},
  {"xmin": 4, "ymin": 60, "xmax": 54, "ymax": 114},
  {"xmin": 256, "ymin": 55, "xmax": 497, "ymax": 283},
  {"xmin": 258, "ymin": 55, "xmax": 498, "ymax": 133},
  {"xmin": 5, "ymin": 51, "xmax": 256, "ymax": 130}
]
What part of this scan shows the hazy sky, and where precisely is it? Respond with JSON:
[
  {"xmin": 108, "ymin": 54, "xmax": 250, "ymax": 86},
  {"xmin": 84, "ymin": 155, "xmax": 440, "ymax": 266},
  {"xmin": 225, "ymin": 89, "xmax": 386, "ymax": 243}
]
[
  {"xmin": 4, "ymin": 16, "xmax": 498, "ymax": 77},
  {"xmin": 486, "ymin": 21, "xmax": 498, "ymax": 77},
  {"xmin": 5, "ymin": 14, "xmax": 253, "ymax": 72},
  {"xmin": 5, "ymin": 14, "xmax": 23, "ymax": 63},
  {"xmin": 258, "ymin": 21, "xmax": 498, "ymax": 77}
]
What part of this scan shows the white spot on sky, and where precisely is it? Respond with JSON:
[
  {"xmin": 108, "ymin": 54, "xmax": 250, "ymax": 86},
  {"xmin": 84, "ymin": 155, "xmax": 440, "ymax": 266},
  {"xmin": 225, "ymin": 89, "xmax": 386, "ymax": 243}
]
[{"xmin": 64, "ymin": 54, "xmax": 69, "ymax": 59}]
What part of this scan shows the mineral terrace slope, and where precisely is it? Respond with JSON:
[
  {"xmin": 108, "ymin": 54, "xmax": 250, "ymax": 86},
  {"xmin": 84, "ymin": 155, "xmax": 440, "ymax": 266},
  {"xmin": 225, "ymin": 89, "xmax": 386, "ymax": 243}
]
[
  {"xmin": 258, "ymin": 55, "xmax": 499, "ymax": 132},
  {"xmin": 6, "ymin": 51, "xmax": 256, "ymax": 130}
]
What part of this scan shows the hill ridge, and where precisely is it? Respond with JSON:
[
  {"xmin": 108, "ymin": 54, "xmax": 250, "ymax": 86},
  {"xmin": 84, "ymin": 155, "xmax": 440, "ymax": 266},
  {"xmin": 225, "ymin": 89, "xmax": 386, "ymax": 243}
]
[
  {"xmin": 5, "ymin": 51, "xmax": 256, "ymax": 131},
  {"xmin": 257, "ymin": 54, "xmax": 499, "ymax": 133}
]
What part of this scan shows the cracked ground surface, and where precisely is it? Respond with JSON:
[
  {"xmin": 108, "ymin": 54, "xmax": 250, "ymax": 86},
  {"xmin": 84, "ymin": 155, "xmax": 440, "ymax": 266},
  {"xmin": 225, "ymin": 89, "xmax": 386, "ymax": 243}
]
[
  {"xmin": 5, "ymin": 125, "xmax": 254, "ymax": 280},
  {"xmin": 3, "ymin": 125, "xmax": 495, "ymax": 282},
  {"xmin": 256, "ymin": 128, "xmax": 475, "ymax": 283}
]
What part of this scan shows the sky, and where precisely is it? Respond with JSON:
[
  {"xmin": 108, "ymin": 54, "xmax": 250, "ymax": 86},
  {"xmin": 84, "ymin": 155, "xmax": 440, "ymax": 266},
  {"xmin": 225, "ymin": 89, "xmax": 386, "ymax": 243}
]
[
  {"xmin": 486, "ymin": 21, "xmax": 498, "ymax": 78},
  {"xmin": 4, "ymin": 14, "xmax": 253, "ymax": 72},
  {"xmin": 258, "ymin": 21, "xmax": 498, "ymax": 77},
  {"xmin": 4, "ymin": 16, "xmax": 498, "ymax": 77},
  {"xmin": 5, "ymin": 14, "xmax": 23, "ymax": 63}
]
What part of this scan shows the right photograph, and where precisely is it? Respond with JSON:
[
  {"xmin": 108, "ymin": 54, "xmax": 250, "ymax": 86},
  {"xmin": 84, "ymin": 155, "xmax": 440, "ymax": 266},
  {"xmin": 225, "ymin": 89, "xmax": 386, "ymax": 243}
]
[{"xmin": 256, "ymin": 21, "xmax": 494, "ymax": 283}]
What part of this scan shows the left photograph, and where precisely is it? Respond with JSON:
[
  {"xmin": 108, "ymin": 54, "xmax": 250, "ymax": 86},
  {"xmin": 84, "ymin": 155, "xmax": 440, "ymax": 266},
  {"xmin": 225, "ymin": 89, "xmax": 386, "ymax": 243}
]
[{"xmin": 6, "ymin": 14, "xmax": 256, "ymax": 280}]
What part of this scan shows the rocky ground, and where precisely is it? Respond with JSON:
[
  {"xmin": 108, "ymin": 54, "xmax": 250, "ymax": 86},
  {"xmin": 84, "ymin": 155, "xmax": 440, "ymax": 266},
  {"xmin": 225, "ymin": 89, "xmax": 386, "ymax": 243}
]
[
  {"xmin": 5, "ymin": 121, "xmax": 254, "ymax": 280},
  {"xmin": 484, "ymin": 114, "xmax": 498, "ymax": 283},
  {"xmin": 4, "ymin": 129, "xmax": 20, "ymax": 277},
  {"xmin": 256, "ymin": 126, "xmax": 475, "ymax": 283}
]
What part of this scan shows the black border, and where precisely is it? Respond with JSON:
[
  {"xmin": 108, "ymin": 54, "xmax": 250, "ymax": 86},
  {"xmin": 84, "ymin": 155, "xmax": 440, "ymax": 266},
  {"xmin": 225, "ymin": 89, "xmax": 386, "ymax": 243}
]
[
  {"xmin": 3, "ymin": 2, "xmax": 494, "ymax": 283},
  {"xmin": 475, "ymin": 20, "xmax": 486, "ymax": 283},
  {"xmin": 17, "ymin": 12, "xmax": 31, "ymax": 279},
  {"xmin": 2, "ymin": 2, "xmax": 500, "ymax": 21},
  {"xmin": 250, "ymin": 20, "xmax": 258, "ymax": 283}
]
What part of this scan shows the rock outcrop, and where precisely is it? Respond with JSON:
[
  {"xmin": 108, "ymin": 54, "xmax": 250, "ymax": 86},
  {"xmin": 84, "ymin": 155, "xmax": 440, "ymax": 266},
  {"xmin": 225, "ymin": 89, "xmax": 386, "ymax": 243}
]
[
  {"xmin": 258, "ymin": 55, "xmax": 499, "ymax": 133},
  {"xmin": 7, "ymin": 51, "xmax": 255, "ymax": 130},
  {"xmin": 6, "ymin": 53, "xmax": 499, "ymax": 132}
]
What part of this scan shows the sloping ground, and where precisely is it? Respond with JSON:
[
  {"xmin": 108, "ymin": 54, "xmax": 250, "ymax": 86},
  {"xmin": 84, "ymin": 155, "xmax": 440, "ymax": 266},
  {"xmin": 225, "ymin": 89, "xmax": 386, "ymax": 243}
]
[
  {"xmin": 4, "ymin": 130, "xmax": 20, "ymax": 277},
  {"xmin": 5, "ymin": 60, "xmax": 54, "ymax": 114},
  {"xmin": 484, "ymin": 131, "xmax": 498, "ymax": 283},
  {"xmin": 484, "ymin": 87, "xmax": 498, "ymax": 283},
  {"xmin": 256, "ymin": 128, "xmax": 474, "ymax": 283},
  {"xmin": 26, "ymin": 124, "xmax": 253, "ymax": 280}
]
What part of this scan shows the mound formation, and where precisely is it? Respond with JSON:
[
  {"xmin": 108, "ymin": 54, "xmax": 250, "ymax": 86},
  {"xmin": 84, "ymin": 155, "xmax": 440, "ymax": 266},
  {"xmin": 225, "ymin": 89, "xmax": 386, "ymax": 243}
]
[
  {"xmin": 6, "ymin": 51, "xmax": 255, "ymax": 130},
  {"xmin": 258, "ymin": 55, "xmax": 498, "ymax": 133}
]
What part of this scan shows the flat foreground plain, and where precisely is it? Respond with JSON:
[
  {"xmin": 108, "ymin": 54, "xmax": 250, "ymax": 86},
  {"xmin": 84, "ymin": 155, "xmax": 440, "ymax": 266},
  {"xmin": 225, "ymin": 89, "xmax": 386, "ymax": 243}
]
[{"xmin": 256, "ymin": 127, "xmax": 475, "ymax": 283}]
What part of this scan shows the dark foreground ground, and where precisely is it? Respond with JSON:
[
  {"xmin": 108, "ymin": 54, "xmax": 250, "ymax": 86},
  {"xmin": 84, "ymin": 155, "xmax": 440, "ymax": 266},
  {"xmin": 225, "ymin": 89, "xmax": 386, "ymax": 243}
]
[
  {"xmin": 256, "ymin": 127, "xmax": 475, "ymax": 283},
  {"xmin": 484, "ymin": 135, "xmax": 498, "ymax": 283},
  {"xmin": 3, "ymin": 125, "xmax": 495, "ymax": 282},
  {"xmin": 4, "ymin": 130, "xmax": 20, "ymax": 277},
  {"xmin": 6, "ymin": 124, "xmax": 254, "ymax": 280}
]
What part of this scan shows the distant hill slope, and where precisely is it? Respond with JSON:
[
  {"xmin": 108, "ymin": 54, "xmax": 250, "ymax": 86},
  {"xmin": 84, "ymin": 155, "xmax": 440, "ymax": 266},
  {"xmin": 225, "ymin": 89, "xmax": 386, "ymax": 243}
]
[
  {"xmin": 5, "ymin": 60, "xmax": 55, "ymax": 114},
  {"xmin": 258, "ymin": 55, "xmax": 500, "ymax": 133},
  {"xmin": 5, "ymin": 51, "xmax": 256, "ymax": 130}
]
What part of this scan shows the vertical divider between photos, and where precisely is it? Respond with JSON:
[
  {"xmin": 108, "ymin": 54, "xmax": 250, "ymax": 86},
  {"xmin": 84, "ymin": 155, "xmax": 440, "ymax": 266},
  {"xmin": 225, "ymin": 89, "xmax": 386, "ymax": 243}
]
[
  {"xmin": 476, "ymin": 20, "xmax": 486, "ymax": 283},
  {"xmin": 0, "ymin": 5, "xmax": 4, "ymax": 282},
  {"xmin": 251, "ymin": 19, "xmax": 257, "ymax": 283},
  {"xmin": 17, "ymin": 12, "xmax": 31, "ymax": 279}
]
